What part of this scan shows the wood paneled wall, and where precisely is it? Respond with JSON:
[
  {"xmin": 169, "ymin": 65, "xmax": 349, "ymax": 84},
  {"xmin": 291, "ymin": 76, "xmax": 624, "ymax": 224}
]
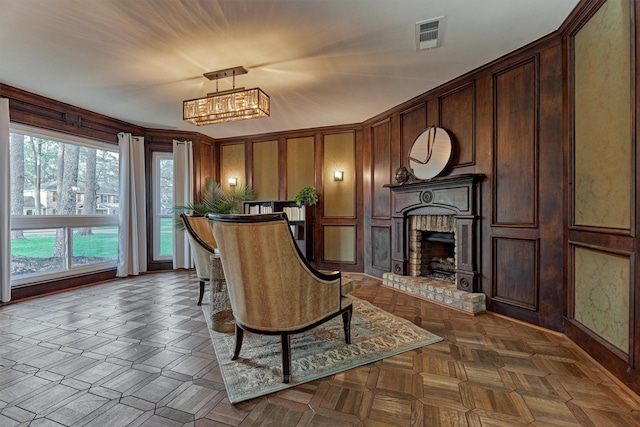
[
  {"xmin": 361, "ymin": 0, "xmax": 640, "ymax": 395},
  {"xmin": 215, "ymin": 125, "xmax": 364, "ymax": 272},
  {"xmin": 363, "ymin": 36, "xmax": 564, "ymax": 331}
]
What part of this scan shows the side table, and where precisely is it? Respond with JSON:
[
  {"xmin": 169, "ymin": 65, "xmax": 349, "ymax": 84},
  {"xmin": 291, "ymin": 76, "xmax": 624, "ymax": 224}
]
[{"xmin": 209, "ymin": 252, "xmax": 234, "ymax": 333}]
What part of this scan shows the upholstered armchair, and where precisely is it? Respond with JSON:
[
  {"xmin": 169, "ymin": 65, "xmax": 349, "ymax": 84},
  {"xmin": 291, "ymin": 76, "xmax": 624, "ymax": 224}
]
[
  {"xmin": 208, "ymin": 212, "xmax": 353, "ymax": 383},
  {"xmin": 180, "ymin": 214, "xmax": 218, "ymax": 306}
]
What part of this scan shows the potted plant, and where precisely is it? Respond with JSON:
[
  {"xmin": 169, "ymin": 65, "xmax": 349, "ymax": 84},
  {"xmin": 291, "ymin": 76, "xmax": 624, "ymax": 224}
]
[
  {"xmin": 293, "ymin": 186, "xmax": 318, "ymax": 207},
  {"xmin": 175, "ymin": 178, "xmax": 255, "ymax": 227}
]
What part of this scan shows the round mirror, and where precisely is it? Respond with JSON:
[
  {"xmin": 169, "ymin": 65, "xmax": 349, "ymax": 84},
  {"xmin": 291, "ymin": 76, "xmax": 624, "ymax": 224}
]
[{"xmin": 408, "ymin": 126, "xmax": 452, "ymax": 180}]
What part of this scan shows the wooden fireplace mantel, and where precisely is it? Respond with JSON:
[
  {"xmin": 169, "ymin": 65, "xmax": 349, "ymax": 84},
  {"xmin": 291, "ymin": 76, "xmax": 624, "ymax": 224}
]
[{"xmin": 385, "ymin": 173, "xmax": 484, "ymax": 292}]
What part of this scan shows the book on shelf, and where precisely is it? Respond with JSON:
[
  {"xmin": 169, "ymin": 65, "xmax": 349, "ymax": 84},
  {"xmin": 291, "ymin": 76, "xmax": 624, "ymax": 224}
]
[
  {"xmin": 282, "ymin": 205, "xmax": 305, "ymax": 221},
  {"xmin": 246, "ymin": 204, "xmax": 273, "ymax": 214}
]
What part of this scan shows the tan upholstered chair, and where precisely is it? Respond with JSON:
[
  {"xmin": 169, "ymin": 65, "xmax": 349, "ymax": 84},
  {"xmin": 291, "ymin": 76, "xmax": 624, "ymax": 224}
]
[
  {"xmin": 180, "ymin": 214, "xmax": 218, "ymax": 306},
  {"xmin": 208, "ymin": 212, "xmax": 353, "ymax": 383}
]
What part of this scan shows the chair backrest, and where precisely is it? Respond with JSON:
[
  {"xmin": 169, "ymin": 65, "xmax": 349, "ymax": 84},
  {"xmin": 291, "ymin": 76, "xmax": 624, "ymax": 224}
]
[
  {"xmin": 181, "ymin": 214, "xmax": 217, "ymax": 279},
  {"xmin": 209, "ymin": 213, "xmax": 342, "ymax": 332},
  {"xmin": 181, "ymin": 214, "xmax": 217, "ymax": 250}
]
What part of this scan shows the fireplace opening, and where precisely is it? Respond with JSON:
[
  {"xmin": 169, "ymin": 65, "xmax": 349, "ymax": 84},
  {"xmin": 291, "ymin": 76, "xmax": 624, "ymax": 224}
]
[
  {"xmin": 421, "ymin": 231, "xmax": 455, "ymax": 283},
  {"xmin": 408, "ymin": 215, "xmax": 456, "ymax": 284}
]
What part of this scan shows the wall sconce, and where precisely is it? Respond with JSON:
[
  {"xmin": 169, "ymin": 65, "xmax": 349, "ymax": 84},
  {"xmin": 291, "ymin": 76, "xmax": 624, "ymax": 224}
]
[
  {"xmin": 228, "ymin": 177, "xmax": 237, "ymax": 186},
  {"xmin": 334, "ymin": 171, "xmax": 344, "ymax": 181}
]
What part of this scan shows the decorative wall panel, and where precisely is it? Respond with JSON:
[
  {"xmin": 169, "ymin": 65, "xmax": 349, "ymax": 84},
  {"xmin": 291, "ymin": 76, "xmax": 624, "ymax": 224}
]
[
  {"xmin": 372, "ymin": 121, "xmax": 391, "ymax": 218},
  {"xmin": 574, "ymin": 0, "xmax": 630, "ymax": 229},
  {"xmin": 221, "ymin": 144, "xmax": 245, "ymax": 193},
  {"xmin": 440, "ymin": 84, "xmax": 475, "ymax": 167},
  {"xmin": 323, "ymin": 133, "xmax": 355, "ymax": 217},
  {"xmin": 494, "ymin": 60, "xmax": 537, "ymax": 226},
  {"xmin": 324, "ymin": 226, "xmax": 355, "ymax": 263},
  {"xmin": 286, "ymin": 137, "xmax": 314, "ymax": 199},
  {"xmin": 493, "ymin": 237, "xmax": 538, "ymax": 310},
  {"xmin": 253, "ymin": 140, "xmax": 278, "ymax": 200},
  {"xmin": 371, "ymin": 226, "xmax": 391, "ymax": 270},
  {"xmin": 400, "ymin": 104, "xmax": 426, "ymax": 169},
  {"xmin": 574, "ymin": 247, "xmax": 629, "ymax": 353}
]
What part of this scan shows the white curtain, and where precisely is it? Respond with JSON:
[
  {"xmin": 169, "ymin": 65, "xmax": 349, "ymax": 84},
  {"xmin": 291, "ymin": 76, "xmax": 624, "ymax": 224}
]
[
  {"xmin": 116, "ymin": 132, "xmax": 147, "ymax": 277},
  {"xmin": 0, "ymin": 99, "xmax": 10, "ymax": 302},
  {"xmin": 173, "ymin": 140, "xmax": 193, "ymax": 269}
]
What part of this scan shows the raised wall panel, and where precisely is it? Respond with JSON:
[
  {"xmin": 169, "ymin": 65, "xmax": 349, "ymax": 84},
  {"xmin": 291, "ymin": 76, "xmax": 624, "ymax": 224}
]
[
  {"xmin": 440, "ymin": 84, "xmax": 475, "ymax": 167},
  {"xmin": 195, "ymin": 138, "xmax": 214, "ymax": 200},
  {"xmin": 573, "ymin": 246, "xmax": 630, "ymax": 353},
  {"xmin": 492, "ymin": 237, "xmax": 538, "ymax": 310},
  {"xmin": 286, "ymin": 137, "xmax": 315, "ymax": 199},
  {"xmin": 371, "ymin": 226, "xmax": 391, "ymax": 271},
  {"xmin": 253, "ymin": 140, "xmax": 279, "ymax": 200},
  {"xmin": 493, "ymin": 60, "xmax": 537, "ymax": 226},
  {"xmin": 573, "ymin": 0, "xmax": 631, "ymax": 230},
  {"xmin": 221, "ymin": 144, "xmax": 245, "ymax": 193},
  {"xmin": 372, "ymin": 121, "xmax": 391, "ymax": 218},
  {"xmin": 400, "ymin": 104, "xmax": 426, "ymax": 169},
  {"xmin": 324, "ymin": 226, "xmax": 356, "ymax": 263},
  {"xmin": 323, "ymin": 133, "xmax": 355, "ymax": 217}
]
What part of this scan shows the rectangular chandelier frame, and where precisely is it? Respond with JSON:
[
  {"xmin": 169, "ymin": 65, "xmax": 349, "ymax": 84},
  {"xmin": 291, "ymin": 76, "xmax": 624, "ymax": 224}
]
[{"xmin": 183, "ymin": 87, "xmax": 270, "ymax": 126}]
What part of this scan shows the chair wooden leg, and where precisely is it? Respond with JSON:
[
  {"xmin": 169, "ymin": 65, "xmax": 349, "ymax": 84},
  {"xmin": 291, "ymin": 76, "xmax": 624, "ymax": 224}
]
[
  {"xmin": 232, "ymin": 325, "xmax": 244, "ymax": 360},
  {"xmin": 342, "ymin": 305, "xmax": 352, "ymax": 344},
  {"xmin": 281, "ymin": 334, "xmax": 291, "ymax": 383},
  {"xmin": 197, "ymin": 280, "xmax": 205, "ymax": 306}
]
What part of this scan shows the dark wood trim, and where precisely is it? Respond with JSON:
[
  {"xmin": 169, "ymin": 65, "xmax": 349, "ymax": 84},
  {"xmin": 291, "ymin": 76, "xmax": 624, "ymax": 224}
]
[
  {"xmin": 632, "ymin": 0, "xmax": 640, "ymax": 374},
  {"xmin": 9, "ymin": 270, "xmax": 117, "ymax": 302},
  {"xmin": 1, "ymin": 83, "xmax": 144, "ymax": 143},
  {"xmin": 565, "ymin": 318, "xmax": 640, "ymax": 394},
  {"xmin": 213, "ymin": 122, "xmax": 362, "ymax": 146},
  {"xmin": 245, "ymin": 140, "xmax": 253, "ymax": 189},
  {"xmin": 278, "ymin": 137, "xmax": 287, "ymax": 199},
  {"xmin": 362, "ymin": 32, "xmax": 563, "ymax": 130}
]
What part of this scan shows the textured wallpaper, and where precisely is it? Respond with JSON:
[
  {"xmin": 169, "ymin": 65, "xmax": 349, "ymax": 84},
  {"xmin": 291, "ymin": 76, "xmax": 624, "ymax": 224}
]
[
  {"xmin": 286, "ymin": 137, "xmax": 314, "ymax": 200},
  {"xmin": 574, "ymin": 0, "xmax": 630, "ymax": 229},
  {"xmin": 323, "ymin": 132, "xmax": 355, "ymax": 218},
  {"xmin": 253, "ymin": 140, "xmax": 279, "ymax": 200},
  {"xmin": 574, "ymin": 247, "xmax": 629, "ymax": 353},
  {"xmin": 221, "ymin": 144, "xmax": 245, "ymax": 192}
]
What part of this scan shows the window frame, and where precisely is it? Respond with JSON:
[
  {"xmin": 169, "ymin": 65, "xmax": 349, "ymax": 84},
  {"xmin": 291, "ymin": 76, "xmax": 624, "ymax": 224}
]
[{"xmin": 9, "ymin": 124, "xmax": 120, "ymax": 287}]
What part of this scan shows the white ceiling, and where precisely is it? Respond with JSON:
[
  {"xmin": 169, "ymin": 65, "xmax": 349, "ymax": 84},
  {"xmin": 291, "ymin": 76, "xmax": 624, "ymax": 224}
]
[{"xmin": 0, "ymin": 0, "xmax": 579, "ymax": 139}]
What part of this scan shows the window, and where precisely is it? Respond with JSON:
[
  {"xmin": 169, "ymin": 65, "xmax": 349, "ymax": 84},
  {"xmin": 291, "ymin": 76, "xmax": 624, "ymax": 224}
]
[
  {"xmin": 152, "ymin": 152, "xmax": 174, "ymax": 261},
  {"xmin": 9, "ymin": 125, "xmax": 119, "ymax": 286}
]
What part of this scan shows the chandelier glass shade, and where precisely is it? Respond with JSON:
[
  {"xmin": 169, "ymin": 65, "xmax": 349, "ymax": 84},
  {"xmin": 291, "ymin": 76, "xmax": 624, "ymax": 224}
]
[{"xmin": 183, "ymin": 87, "xmax": 270, "ymax": 126}]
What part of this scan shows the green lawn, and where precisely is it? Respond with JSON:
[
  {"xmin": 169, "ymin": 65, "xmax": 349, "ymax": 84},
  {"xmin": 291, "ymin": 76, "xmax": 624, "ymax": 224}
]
[{"xmin": 12, "ymin": 223, "xmax": 174, "ymax": 259}]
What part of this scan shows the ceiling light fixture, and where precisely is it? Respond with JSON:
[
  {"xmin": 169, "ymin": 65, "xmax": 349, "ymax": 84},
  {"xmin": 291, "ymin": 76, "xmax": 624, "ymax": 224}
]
[{"xmin": 183, "ymin": 66, "xmax": 270, "ymax": 126}]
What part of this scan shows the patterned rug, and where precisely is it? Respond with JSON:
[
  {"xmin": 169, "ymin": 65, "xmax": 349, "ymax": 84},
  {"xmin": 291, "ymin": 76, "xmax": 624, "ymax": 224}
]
[{"xmin": 201, "ymin": 295, "xmax": 443, "ymax": 404}]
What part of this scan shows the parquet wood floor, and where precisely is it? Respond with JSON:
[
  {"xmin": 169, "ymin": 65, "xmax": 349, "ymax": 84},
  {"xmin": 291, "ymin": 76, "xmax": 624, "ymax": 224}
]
[{"xmin": 0, "ymin": 271, "xmax": 639, "ymax": 426}]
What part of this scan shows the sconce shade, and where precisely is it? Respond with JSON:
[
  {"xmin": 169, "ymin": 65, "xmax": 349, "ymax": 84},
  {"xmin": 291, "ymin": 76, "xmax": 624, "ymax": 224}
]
[
  {"xmin": 183, "ymin": 87, "xmax": 270, "ymax": 126},
  {"xmin": 334, "ymin": 170, "xmax": 344, "ymax": 181},
  {"xmin": 228, "ymin": 177, "xmax": 237, "ymax": 186}
]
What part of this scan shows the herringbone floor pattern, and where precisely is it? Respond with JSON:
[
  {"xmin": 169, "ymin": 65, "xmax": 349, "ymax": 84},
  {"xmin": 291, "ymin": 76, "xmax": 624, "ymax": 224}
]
[{"xmin": 0, "ymin": 271, "xmax": 638, "ymax": 426}]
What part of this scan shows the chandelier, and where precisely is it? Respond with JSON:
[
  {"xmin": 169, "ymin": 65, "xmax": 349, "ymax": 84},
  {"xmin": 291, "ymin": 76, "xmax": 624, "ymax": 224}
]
[{"xmin": 183, "ymin": 66, "xmax": 270, "ymax": 126}]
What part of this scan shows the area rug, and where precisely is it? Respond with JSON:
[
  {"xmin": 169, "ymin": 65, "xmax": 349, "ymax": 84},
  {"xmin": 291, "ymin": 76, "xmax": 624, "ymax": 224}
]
[{"xmin": 201, "ymin": 295, "xmax": 443, "ymax": 404}]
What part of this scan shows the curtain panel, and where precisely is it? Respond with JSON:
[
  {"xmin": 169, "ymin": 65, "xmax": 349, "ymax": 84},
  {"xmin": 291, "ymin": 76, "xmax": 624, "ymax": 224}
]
[
  {"xmin": 0, "ymin": 99, "xmax": 10, "ymax": 302},
  {"xmin": 173, "ymin": 140, "xmax": 193, "ymax": 269},
  {"xmin": 116, "ymin": 132, "xmax": 147, "ymax": 277}
]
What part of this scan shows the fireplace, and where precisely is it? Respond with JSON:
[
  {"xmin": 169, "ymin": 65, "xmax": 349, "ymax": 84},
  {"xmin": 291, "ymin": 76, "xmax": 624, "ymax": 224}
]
[
  {"xmin": 386, "ymin": 174, "xmax": 483, "ymax": 292},
  {"xmin": 409, "ymin": 215, "xmax": 456, "ymax": 282}
]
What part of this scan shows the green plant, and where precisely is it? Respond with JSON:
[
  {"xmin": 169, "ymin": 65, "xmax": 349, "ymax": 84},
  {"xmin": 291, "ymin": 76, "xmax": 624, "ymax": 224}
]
[
  {"xmin": 293, "ymin": 186, "xmax": 318, "ymax": 207},
  {"xmin": 174, "ymin": 178, "xmax": 255, "ymax": 227}
]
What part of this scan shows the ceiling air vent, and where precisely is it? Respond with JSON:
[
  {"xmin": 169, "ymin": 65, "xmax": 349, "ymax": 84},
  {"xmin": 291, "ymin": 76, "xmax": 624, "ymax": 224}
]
[{"xmin": 415, "ymin": 16, "xmax": 444, "ymax": 51}]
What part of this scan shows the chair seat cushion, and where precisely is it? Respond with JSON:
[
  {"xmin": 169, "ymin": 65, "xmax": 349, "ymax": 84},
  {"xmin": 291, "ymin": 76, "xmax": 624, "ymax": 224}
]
[{"xmin": 341, "ymin": 278, "xmax": 353, "ymax": 295}]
